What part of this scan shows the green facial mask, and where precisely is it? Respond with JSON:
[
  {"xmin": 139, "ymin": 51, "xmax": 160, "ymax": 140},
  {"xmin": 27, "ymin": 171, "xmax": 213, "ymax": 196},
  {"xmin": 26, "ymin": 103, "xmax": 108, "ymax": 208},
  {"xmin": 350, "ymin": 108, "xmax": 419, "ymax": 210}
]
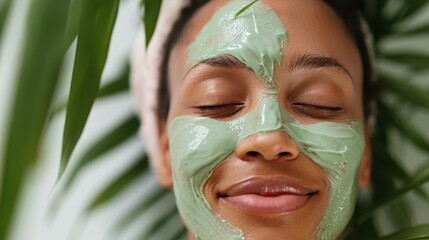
[
  {"xmin": 188, "ymin": 0, "xmax": 287, "ymax": 87},
  {"xmin": 169, "ymin": 0, "xmax": 365, "ymax": 239},
  {"xmin": 169, "ymin": 96, "xmax": 364, "ymax": 240}
]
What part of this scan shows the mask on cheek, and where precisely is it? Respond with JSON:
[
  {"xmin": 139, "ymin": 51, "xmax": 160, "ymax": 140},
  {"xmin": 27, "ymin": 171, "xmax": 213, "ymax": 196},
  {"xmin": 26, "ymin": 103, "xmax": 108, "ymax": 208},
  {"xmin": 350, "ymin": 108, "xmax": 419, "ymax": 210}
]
[{"xmin": 168, "ymin": 96, "xmax": 365, "ymax": 240}]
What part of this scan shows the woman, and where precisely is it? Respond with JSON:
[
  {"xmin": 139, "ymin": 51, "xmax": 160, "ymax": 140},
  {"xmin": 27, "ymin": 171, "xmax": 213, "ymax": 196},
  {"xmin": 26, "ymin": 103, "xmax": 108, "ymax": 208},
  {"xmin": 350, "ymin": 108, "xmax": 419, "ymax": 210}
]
[{"xmin": 132, "ymin": 0, "xmax": 377, "ymax": 239}]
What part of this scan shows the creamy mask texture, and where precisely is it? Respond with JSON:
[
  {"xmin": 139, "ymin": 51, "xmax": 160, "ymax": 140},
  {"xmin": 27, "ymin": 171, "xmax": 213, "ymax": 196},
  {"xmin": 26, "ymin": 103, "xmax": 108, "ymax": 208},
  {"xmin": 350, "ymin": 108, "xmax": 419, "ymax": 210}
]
[
  {"xmin": 169, "ymin": 0, "xmax": 365, "ymax": 239},
  {"xmin": 188, "ymin": 0, "xmax": 287, "ymax": 87}
]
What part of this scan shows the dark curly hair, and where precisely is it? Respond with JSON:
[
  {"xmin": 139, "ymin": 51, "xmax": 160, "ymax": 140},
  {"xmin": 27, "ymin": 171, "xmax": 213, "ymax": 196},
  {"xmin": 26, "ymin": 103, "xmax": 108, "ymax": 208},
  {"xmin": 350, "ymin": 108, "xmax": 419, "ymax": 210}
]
[{"xmin": 157, "ymin": 0, "xmax": 377, "ymax": 122}]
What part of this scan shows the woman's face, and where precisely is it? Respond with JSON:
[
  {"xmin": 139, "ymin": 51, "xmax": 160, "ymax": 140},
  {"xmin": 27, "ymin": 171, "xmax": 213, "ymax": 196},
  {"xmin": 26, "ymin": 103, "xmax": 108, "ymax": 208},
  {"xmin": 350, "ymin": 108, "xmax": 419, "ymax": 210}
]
[{"xmin": 158, "ymin": 0, "xmax": 372, "ymax": 239}]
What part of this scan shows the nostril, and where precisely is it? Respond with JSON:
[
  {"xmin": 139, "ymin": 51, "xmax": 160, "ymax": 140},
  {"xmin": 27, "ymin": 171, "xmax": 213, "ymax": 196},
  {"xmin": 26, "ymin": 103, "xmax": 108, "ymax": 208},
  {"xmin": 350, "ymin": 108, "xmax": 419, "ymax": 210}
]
[
  {"xmin": 278, "ymin": 152, "xmax": 292, "ymax": 157},
  {"xmin": 247, "ymin": 151, "xmax": 260, "ymax": 157},
  {"xmin": 237, "ymin": 131, "xmax": 300, "ymax": 161},
  {"xmin": 246, "ymin": 151, "xmax": 292, "ymax": 160}
]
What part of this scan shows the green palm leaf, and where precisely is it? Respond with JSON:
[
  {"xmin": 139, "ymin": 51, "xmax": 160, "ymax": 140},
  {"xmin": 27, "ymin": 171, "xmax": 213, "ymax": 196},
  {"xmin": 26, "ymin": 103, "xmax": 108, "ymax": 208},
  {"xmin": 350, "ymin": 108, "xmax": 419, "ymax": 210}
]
[
  {"xmin": 386, "ymin": 0, "xmax": 429, "ymax": 26},
  {"xmin": 380, "ymin": 73, "xmax": 429, "ymax": 110},
  {"xmin": 63, "ymin": 115, "xmax": 139, "ymax": 191},
  {"xmin": 379, "ymin": 100, "xmax": 429, "ymax": 152},
  {"xmin": 0, "ymin": 0, "xmax": 11, "ymax": 39},
  {"xmin": 381, "ymin": 224, "xmax": 429, "ymax": 240},
  {"xmin": 395, "ymin": 23, "xmax": 429, "ymax": 37},
  {"xmin": 142, "ymin": 0, "xmax": 162, "ymax": 47},
  {"xmin": 382, "ymin": 52, "xmax": 429, "ymax": 71},
  {"xmin": 51, "ymin": 63, "xmax": 130, "ymax": 116},
  {"xmin": 64, "ymin": 0, "xmax": 85, "ymax": 48},
  {"xmin": 0, "ymin": 0, "xmax": 72, "ymax": 238},
  {"xmin": 50, "ymin": 115, "xmax": 139, "ymax": 216},
  {"xmin": 136, "ymin": 203, "xmax": 178, "ymax": 239},
  {"xmin": 112, "ymin": 186, "xmax": 170, "ymax": 236},
  {"xmin": 169, "ymin": 226, "xmax": 188, "ymax": 240},
  {"xmin": 85, "ymin": 153, "xmax": 149, "ymax": 212},
  {"xmin": 387, "ymin": 198, "xmax": 413, "ymax": 229},
  {"xmin": 97, "ymin": 64, "xmax": 130, "ymax": 99},
  {"xmin": 359, "ymin": 163, "xmax": 429, "ymax": 222},
  {"xmin": 60, "ymin": 0, "xmax": 120, "ymax": 178},
  {"xmin": 383, "ymin": 152, "xmax": 429, "ymax": 202}
]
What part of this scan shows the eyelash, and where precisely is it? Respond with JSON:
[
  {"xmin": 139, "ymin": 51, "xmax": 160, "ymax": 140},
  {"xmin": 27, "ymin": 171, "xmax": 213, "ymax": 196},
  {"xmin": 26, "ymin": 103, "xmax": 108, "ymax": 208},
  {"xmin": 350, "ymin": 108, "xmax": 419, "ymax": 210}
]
[
  {"xmin": 194, "ymin": 103, "xmax": 244, "ymax": 117},
  {"xmin": 193, "ymin": 102, "xmax": 342, "ymax": 119},
  {"xmin": 293, "ymin": 102, "xmax": 343, "ymax": 117},
  {"xmin": 293, "ymin": 103, "xmax": 342, "ymax": 111}
]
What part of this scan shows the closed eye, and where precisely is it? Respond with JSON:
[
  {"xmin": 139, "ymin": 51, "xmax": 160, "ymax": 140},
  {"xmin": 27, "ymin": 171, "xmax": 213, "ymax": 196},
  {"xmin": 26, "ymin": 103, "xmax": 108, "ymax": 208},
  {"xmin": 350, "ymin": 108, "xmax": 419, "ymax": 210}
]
[
  {"xmin": 193, "ymin": 103, "xmax": 244, "ymax": 118},
  {"xmin": 293, "ymin": 102, "xmax": 343, "ymax": 118},
  {"xmin": 293, "ymin": 103, "xmax": 342, "ymax": 112}
]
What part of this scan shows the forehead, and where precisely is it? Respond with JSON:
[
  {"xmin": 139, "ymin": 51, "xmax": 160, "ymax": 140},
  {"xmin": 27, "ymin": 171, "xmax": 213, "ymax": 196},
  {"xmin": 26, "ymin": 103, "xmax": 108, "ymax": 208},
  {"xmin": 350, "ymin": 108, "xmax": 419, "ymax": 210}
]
[{"xmin": 169, "ymin": 0, "xmax": 362, "ymax": 89}]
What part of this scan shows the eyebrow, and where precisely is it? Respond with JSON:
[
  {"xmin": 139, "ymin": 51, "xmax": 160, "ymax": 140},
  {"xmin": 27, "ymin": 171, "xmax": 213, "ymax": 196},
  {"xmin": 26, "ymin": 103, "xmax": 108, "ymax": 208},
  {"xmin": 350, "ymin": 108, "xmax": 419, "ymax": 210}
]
[
  {"xmin": 289, "ymin": 54, "xmax": 353, "ymax": 81},
  {"xmin": 198, "ymin": 55, "xmax": 249, "ymax": 69},
  {"xmin": 186, "ymin": 54, "xmax": 353, "ymax": 82},
  {"xmin": 183, "ymin": 55, "xmax": 250, "ymax": 80}
]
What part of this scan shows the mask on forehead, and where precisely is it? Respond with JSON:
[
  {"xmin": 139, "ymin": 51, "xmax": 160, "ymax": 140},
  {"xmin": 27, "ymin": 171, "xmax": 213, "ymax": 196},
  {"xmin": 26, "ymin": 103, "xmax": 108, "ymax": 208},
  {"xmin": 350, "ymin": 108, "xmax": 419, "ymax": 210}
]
[
  {"xmin": 188, "ymin": 0, "xmax": 287, "ymax": 87},
  {"xmin": 168, "ymin": 0, "xmax": 365, "ymax": 239}
]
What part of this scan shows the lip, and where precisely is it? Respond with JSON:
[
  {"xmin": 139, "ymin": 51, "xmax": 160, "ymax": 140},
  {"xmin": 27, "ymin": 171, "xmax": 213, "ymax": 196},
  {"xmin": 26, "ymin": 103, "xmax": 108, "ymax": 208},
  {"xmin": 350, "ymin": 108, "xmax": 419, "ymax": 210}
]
[{"xmin": 218, "ymin": 177, "xmax": 318, "ymax": 214}]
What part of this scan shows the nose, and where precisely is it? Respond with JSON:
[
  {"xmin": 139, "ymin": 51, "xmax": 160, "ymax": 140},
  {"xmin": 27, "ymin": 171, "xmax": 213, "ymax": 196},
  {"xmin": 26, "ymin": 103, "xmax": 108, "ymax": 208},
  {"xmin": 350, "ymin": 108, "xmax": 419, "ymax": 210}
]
[{"xmin": 236, "ymin": 130, "xmax": 300, "ymax": 161}]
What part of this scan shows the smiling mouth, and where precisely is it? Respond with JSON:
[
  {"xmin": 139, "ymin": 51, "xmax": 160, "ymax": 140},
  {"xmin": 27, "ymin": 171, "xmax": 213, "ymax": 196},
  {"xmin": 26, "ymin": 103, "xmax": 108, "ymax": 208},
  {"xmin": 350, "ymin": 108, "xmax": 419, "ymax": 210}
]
[{"xmin": 218, "ymin": 177, "xmax": 318, "ymax": 214}]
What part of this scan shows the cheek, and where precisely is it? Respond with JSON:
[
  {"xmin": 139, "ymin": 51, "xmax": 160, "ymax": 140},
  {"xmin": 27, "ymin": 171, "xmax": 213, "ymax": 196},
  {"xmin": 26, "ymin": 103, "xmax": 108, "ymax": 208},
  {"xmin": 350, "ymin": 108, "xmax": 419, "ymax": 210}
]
[
  {"xmin": 287, "ymin": 121, "xmax": 365, "ymax": 239},
  {"xmin": 168, "ymin": 117, "xmax": 244, "ymax": 240},
  {"xmin": 167, "ymin": 43, "xmax": 190, "ymax": 115}
]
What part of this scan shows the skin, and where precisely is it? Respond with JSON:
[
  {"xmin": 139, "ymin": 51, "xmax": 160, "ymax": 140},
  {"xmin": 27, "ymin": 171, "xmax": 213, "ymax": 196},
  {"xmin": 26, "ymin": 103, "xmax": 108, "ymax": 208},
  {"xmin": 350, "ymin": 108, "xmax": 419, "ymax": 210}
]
[{"xmin": 154, "ymin": 0, "xmax": 373, "ymax": 239}]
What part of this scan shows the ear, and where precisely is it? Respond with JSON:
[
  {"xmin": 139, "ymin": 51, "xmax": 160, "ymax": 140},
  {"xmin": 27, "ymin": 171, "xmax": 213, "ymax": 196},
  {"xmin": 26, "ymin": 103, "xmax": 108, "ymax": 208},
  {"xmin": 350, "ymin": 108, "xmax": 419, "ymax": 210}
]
[
  {"xmin": 358, "ymin": 126, "xmax": 372, "ymax": 188},
  {"xmin": 156, "ymin": 120, "xmax": 173, "ymax": 188}
]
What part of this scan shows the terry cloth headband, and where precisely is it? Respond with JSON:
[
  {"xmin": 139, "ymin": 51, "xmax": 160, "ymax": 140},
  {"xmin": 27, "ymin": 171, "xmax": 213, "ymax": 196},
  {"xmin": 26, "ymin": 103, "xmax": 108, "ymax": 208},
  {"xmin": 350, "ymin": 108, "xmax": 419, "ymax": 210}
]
[
  {"xmin": 130, "ymin": 0, "xmax": 377, "ymax": 170},
  {"xmin": 131, "ymin": 0, "xmax": 191, "ymax": 170}
]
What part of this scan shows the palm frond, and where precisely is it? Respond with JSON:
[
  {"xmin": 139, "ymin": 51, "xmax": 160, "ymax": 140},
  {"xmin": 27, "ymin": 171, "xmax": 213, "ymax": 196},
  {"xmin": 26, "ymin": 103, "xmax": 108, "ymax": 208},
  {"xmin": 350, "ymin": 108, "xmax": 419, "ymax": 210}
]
[
  {"xmin": 0, "ymin": 0, "xmax": 12, "ymax": 40},
  {"xmin": 380, "ymin": 100, "xmax": 429, "ymax": 152},
  {"xmin": 64, "ymin": 0, "xmax": 84, "ymax": 48},
  {"xmin": 51, "ymin": 63, "xmax": 130, "ymax": 116},
  {"xmin": 380, "ymin": 73, "xmax": 429, "ymax": 109},
  {"xmin": 382, "ymin": 51, "xmax": 429, "ymax": 71},
  {"xmin": 49, "ymin": 114, "xmax": 139, "ymax": 217},
  {"xmin": 97, "ymin": 64, "xmax": 130, "ymax": 99},
  {"xmin": 345, "ymin": 0, "xmax": 429, "ymax": 238},
  {"xmin": 112, "ymin": 186, "xmax": 170, "ymax": 236},
  {"xmin": 136, "ymin": 203, "xmax": 178, "ymax": 239},
  {"xmin": 142, "ymin": 0, "xmax": 162, "ymax": 46},
  {"xmin": 358, "ymin": 163, "xmax": 429, "ymax": 223},
  {"xmin": 60, "ymin": 0, "xmax": 120, "ymax": 178},
  {"xmin": 85, "ymin": 153, "xmax": 149, "ymax": 212},
  {"xmin": 394, "ymin": 23, "xmax": 429, "ymax": 37},
  {"xmin": 380, "ymin": 224, "xmax": 429, "ymax": 240},
  {"xmin": 0, "ymin": 0, "xmax": 72, "ymax": 238}
]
